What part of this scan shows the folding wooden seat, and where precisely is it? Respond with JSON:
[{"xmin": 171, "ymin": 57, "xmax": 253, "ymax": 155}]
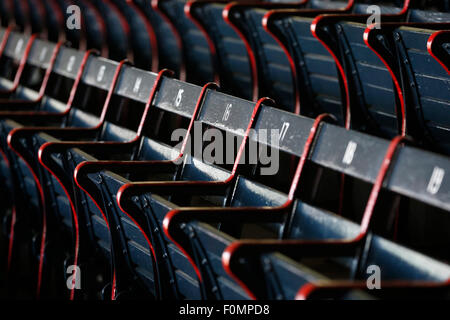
[
  {"xmin": 161, "ymin": 126, "xmax": 450, "ymax": 300},
  {"xmin": 185, "ymin": 0, "xmax": 343, "ymax": 104},
  {"xmin": 257, "ymin": 0, "xmax": 404, "ymax": 132},
  {"xmin": 0, "ymin": 42, "xmax": 109, "ymax": 297},
  {"xmin": 152, "ymin": 0, "xmax": 216, "ymax": 84},
  {"xmin": 10, "ymin": 0, "xmax": 32, "ymax": 34},
  {"xmin": 27, "ymin": 0, "xmax": 48, "ymax": 37},
  {"xmin": 184, "ymin": 0, "xmax": 258, "ymax": 101},
  {"xmin": 365, "ymin": 23, "xmax": 450, "ymax": 153},
  {"xmin": 0, "ymin": 31, "xmax": 83, "ymax": 294},
  {"xmin": 133, "ymin": 0, "xmax": 182, "ymax": 77},
  {"xmin": 216, "ymin": 0, "xmax": 355, "ymax": 114},
  {"xmin": 219, "ymin": 136, "xmax": 450, "ymax": 299},
  {"xmin": 186, "ymin": 0, "xmax": 347, "ymax": 102},
  {"xmin": 5, "ymin": 59, "xmax": 149, "ymax": 298},
  {"xmin": 107, "ymin": 0, "xmax": 157, "ymax": 71},
  {"xmin": 34, "ymin": 71, "xmax": 212, "ymax": 299},
  {"xmin": 76, "ymin": 0, "xmax": 108, "ymax": 56},
  {"xmin": 91, "ymin": 0, "xmax": 131, "ymax": 62},
  {"xmin": 0, "ymin": 0, "xmax": 13, "ymax": 27},
  {"xmin": 59, "ymin": 80, "xmax": 218, "ymax": 299},
  {"xmin": 262, "ymin": 2, "xmax": 448, "ymax": 219},
  {"xmin": 74, "ymin": 89, "xmax": 272, "ymax": 299},
  {"xmin": 307, "ymin": 2, "xmax": 450, "ymax": 141},
  {"xmin": 42, "ymin": 0, "xmax": 66, "ymax": 42},
  {"xmin": 0, "ymin": 33, "xmax": 67, "ymax": 200}
]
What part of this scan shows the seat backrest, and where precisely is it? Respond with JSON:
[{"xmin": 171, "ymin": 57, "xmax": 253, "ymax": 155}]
[
  {"xmin": 307, "ymin": 0, "xmax": 411, "ymax": 135},
  {"xmin": 28, "ymin": 0, "xmax": 46, "ymax": 35},
  {"xmin": 243, "ymin": 8, "xmax": 298, "ymax": 112},
  {"xmin": 336, "ymin": 20, "xmax": 401, "ymax": 137},
  {"xmin": 189, "ymin": 2, "xmax": 254, "ymax": 100},
  {"xmin": 43, "ymin": 0, "xmax": 65, "ymax": 42},
  {"xmin": 77, "ymin": 0, "xmax": 107, "ymax": 53},
  {"xmin": 156, "ymin": 0, "xmax": 215, "ymax": 85},
  {"xmin": 395, "ymin": 26, "xmax": 450, "ymax": 153},
  {"xmin": 110, "ymin": 0, "xmax": 154, "ymax": 71},
  {"xmin": 12, "ymin": 0, "xmax": 30, "ymax": 33},
  {"xmin": 92, "ymin": 0, "xmax": 129, "ymax": 62},
  {"xmin": 134, "ymin": 0, "xmax": 182, "ymax": 77},
  {"xmin": 0, "ymin": 0, "xmax": 13, "ymax": 27},
  {"xmin": 238, "ymin": 0, "xmax": 350, "ymax": 116}
]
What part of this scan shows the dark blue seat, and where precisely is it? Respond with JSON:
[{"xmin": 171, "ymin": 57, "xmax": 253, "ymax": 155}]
[
  {"xmin": 0, "ymin": 49, "xmax": 122, "ymax": 298},
  {"xmin": 160, "ymin": 172, "xmax": 450, "ymax": 299},
  {"xmin": 28, "ymin": 0, "xmax": 47, "ymax": 36},
  {"xmin": 33, "ymin": 73, "xmax": 205, "ymax": 299},
  {"xmin": 0, "ymin": 2, "xmax": 449, "ymax": 300},
  {"xmin": 261, "ymin": 0, "xmax": 409, "ymax": 132},
  {"xmin": 0, "ymin": 0, "xmax": 13, "ymax": 27},
  {"xmin": 92, "ymin": 0, "xmax": 130, "ymax": 62},
  {"xmin": 308, "ymin": 2, "xmax": 449, "ymax": 139},
  {"xmin": 109, "ymin": 0, "xmax": 155, "ymax": 71},
  {"xmin": 74, "ymin": 89, "xmax": 261, "ymax": 299},
  {"xmin": 153, "ymin": 0, "xmax": 215, "ymax": 85},
  {"xmin": 220, "ymin": 0, "xmax": 358, "ymax": 115},
  {"xmin": 11, "ymin": 0, "xmax": 31, "ymax": 34},
  {"xmin": 76, "ymin": 0, "xmax": 108, "ymax": 54},
  {"xmin": 134, "ymin": 0, "xmax": 182, "ymax": 77},
  {"xmin": 42, "ymin": 0, "xmax": 66, "ymax": 42},
  {"xmin": 185, "ymin": 1, "xmax": 255, "ymax": 100},
  {"xmin": 366, "ymin": 24, "xmax": 450, "ymax": 153}
]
